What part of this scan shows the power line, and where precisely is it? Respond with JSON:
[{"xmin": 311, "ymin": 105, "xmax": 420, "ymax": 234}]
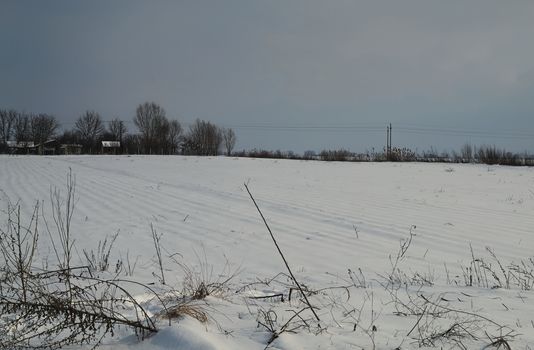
[
  {"xmin": 57, "ymin": 119, "xmax": 534, "ymax": 140},
  {"xmin": 394, "ymin": 128, "xmax": 534, "ymax": 140},
  {"xmin": 218, "ymin": 124, "xmax": 534, "ymax": 140}
]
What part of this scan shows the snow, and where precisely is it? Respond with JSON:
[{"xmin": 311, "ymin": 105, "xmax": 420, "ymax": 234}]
[{"xmin": 1, "ymin": 155, "xmax": 533, "ymax": 349}]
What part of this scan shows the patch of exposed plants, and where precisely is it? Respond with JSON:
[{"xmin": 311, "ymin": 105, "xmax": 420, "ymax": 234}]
[{"xmin": 0, "ymin": 171, "xmax": 236, "ymax": 349}]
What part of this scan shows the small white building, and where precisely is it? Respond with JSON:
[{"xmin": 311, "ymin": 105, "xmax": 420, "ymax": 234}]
[{"xmin": 101, "ymin": 141, "xmax": 121, "ymax": 154}]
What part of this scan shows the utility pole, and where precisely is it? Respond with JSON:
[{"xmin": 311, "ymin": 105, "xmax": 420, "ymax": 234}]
[{"xmin": 386, "ymin": 123, "xmax": 392, "ymax": 160}]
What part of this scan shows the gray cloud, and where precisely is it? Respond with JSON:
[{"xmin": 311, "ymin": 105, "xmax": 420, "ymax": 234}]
[{"xmin": 1, "ymin": 0, "xmax": 534, "ymax": 152}]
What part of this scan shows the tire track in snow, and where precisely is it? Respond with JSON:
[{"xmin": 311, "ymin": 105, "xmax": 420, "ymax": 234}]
[{"xmin": 1, "ymin": 156, "xmax": 533, "ymax": 279}]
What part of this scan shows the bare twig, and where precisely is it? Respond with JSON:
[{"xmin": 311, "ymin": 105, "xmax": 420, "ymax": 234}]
[
  {"xmin": 244, "ymin": 183, "xmax": 320, "ymax": 322},
  {"xmin": 151, "ymin": 223, "xmax": 165, "ymax": 285}
]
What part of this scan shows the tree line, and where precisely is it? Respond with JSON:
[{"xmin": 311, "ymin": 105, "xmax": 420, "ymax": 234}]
[
  {"xmin": 0, "ymin": 102, "xmax": 236, "ymax": 156},
  {"xmin": 233, "ymin": 144, "xmax": 534, "ymax": 166}
]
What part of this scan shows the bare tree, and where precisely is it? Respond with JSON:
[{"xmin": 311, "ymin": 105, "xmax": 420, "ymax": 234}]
[
  {"xmin": 167, "ymin": 119, "xmax": 182, "ymax": 154},
  {"xmin": 183, "ymin": 119, "xmax": 222, "ymax": 156},
  {"xmin": 222, "ymin": 128, "xmax": 236, "ymax": 156},
  {"xmin": 108, "ymin": 118, "xmax": 127, "ymax": 143},
  {"xmin": 461, "ymin": 143, "xmax": 473, "ymax": 162},
  {"xmin": 123, "ymin": 134, "xmax": 142, "ymax": 154},
  {"xmin": 58, "ymin": 129, "xmax": 80, "ymax": 145},
  {"xmin": 0, "ymin": 109, "xmax": 17, "ymax": 146},
  {"xmin": 153, "ymin": 114, "xmax": 170, "ymax": 155},
  {"xmin": 75, "ymin": 111, "xmax": 105, "ymax": 153},
  {"xmin": 133, "ymin": 102, "xmax": 168, "ymax": 154},
  {"xmin": 30, "ymin": 113, "xmax": 58, "ymax": 154},
  {"xmin": 14, "ymin": 113, "xmax": 31, "ymax": 143}
]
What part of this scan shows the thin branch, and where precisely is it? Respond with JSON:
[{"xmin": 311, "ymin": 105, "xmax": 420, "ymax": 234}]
[{"xmin": 244, "ymin": 183, "xmax": 320, "ymax": 322}]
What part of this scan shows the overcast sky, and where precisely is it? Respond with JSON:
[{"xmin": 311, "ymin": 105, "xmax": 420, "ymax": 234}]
[{"xmin": 2, "ymin": 0, "xmax": 534, "ymax": 153}]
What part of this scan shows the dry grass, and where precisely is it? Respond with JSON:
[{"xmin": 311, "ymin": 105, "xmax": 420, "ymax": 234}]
[{"xmin": 160, "ymin": 302, "xmax": 209, "ymax": 323}]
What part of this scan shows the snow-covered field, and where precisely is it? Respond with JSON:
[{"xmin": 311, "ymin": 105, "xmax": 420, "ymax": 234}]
[{"xmin": 1, "ymin": 155, "xmax": 534, "ymax": 349}]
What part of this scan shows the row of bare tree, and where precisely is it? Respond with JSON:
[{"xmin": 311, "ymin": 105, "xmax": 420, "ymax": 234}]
[
  {"xmin": 0, "ymin": 103, "xmax": 237, "ymax": 155},
  {"xmin": 0, "ymin": 109, "xmax": 59, "ymax": 152},
  {"xmin": 132, "ymin": 102, "xmax": 236, "ymax": 155}
]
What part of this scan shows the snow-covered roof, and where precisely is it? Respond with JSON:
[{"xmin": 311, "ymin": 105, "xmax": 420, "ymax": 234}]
[
  {"xmin": 102, "ymin": 141, "xmax": 120, "ymax": 148},
  {"xmin": 6, "ymin": 141, "xmax": 35, "ymax": 148}
]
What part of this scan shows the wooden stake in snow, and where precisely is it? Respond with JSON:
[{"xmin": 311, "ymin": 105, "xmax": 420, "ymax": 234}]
[{"xmin": 244, "ymin": 183, "xmax": 320, "ymax": 322}]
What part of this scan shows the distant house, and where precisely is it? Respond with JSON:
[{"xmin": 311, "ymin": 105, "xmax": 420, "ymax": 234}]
[
  {"xmin": 101, "ymin": 141, "xmax": 121, "ymax": 154},
  {"xmin": 6, "ymin": 141, "xmax": 35, "ymax": 154},
  {"xmin": 7, "ymin": 140, "xmax": 59, "ymax": 155},
  {"xmin": 60, "ymin": 144, "xmax": 83, "ymax": 155}
]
